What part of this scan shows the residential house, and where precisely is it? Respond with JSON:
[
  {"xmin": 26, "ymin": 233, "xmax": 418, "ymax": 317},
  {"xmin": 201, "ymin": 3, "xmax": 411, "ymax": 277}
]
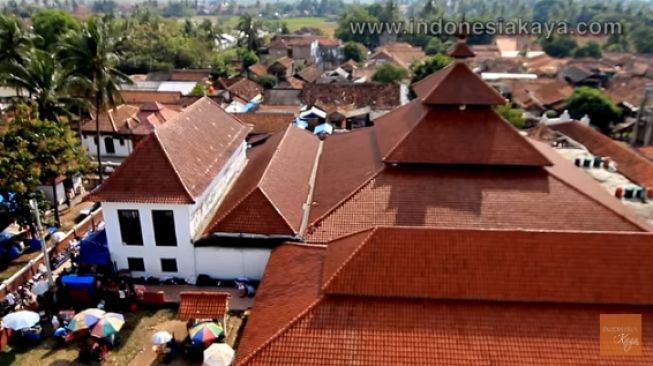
[
  {"xmin": 80, "ymin": 102, "xmax": 180, "ymax": 162},
  {"xmin": 560, "ymin": 60, "xmax": 616, "ymax": 88},
  {"xmin": 523, "ymin": 54, "xmax": 568, "ymax": 76},
  {"xmin": 234, "ymin": 45, "xmax": 652, "ymax": 365},
  {"xmin": 248, "ymin": 63, "xmax": 268, "ymax": 78},
  {"xmin": 508, "ymin": 78, "xmax": 574, "ymax": 115},
  {"xmin": 295, "ymin": 64, "xmax": 322, "ymax": 84},
  {"xmin": 605, "ymin": 75, "xmax": 653, "ymax": 116},
  {"xmin": 300, "ymin": 83, "xmax": 402, "ymax": 112},
  {"xmin": 220, "ymin": 77, "xmax": 264, "ymax": 113},
  {"xmin": 268, "ymin": 35, "xmax": 343, "ymax": 69},
  {"xmin": 367, "ymin": 42, "xmax": 425, "ymax": 70},
  {"xmin": 267, "ymin": 57, "xmax": 294, "ymax": 80},
  {"xmin": 169, "ymin": 69, "xmax": 210, "ymax": 82}
]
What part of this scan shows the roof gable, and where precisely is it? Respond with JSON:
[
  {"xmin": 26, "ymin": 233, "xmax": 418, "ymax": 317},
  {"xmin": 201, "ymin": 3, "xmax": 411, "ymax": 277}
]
[
  {"xmin": 448, "ymin": 40, "xmax": 476, "ymax": 58},
  {"xmin": 321, "ymin": 227, "xmax": 653, "ymax": 304},
  {"xmin": 412, "ymin": 62, "xmax": 507, "ymax": 105}
]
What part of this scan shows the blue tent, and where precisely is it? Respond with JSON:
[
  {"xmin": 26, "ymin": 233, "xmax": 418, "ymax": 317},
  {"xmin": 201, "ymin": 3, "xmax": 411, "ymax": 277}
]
[{"xmin": 76, "ymin": 230, "xmax": 110, "ymax": 266}]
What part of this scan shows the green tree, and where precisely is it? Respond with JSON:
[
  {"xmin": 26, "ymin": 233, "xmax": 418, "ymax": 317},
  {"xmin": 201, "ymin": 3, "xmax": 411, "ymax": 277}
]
[
  {"xmin": 335, "ymin": 5, "xmax": 379, "ymax": 48},
  {"xmin": 343, "ymin": 41, "xmax": 366, "ymax": 63},
  {"xmin": 0, "ymin": 14, "xmax": 32, "ymax": 70},
  {"xmin": 240, "ymin": 48, "xmax": 259, "ymax": 70},
  {"xmin": 424, "ymin": 37, "xmax": 452, "ymax": 55},
  {"xmin": 496, "ymin": 104, "xmax": 526, "ymax": 129},
  {"xmin": 255, "ymin": 75, "xmax": 277, "ymax": 89},
  {"xmin": 631, "ymin": 26, "xmax": 653, "ymax": 54},
  {"xmin": 237, "ymin": 13, "xmax": 262, "ymax": 52},
  {"xmin": 0, "ymin": 104, "xmax": 88, "ymax": 226},
  {"xmin": 372, "ymin": 63, "xmax": 408, "ymax": 84},
  {"xmin": 4, "ymin": 50, "xmax": 88, "ymax": 123},
  {"xmin": 59, "ymin": 17, "xmax": 132, "ymax": 183},
  {"xmin": 566, "ymin": 87, "xmax": 621, "ymax": 133},
  {"xmin": 573, "ymin": 41, "xmax": 601, "ymax": 58},
  {"xmin": 31, "ymin": 9, "xmax": 80, "ymax": 51},
  {"xmin": 410, "ymin": 54, "xmax": 452, "ymax": 84},
  {"xmin": 541, "ymin": 35, "xmax": 578, "ymax": 58},
  {"xmin": 209, "ymin": 56, "xmax": 234, "ymax": 81}
]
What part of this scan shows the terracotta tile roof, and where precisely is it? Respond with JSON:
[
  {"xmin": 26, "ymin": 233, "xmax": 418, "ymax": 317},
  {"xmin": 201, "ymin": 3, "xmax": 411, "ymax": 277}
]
[
  {"xmin": 639, "ymin": 146, "xmax": 653, "ymax": 161},
  {"xmin": 82, "ymin": 104, "xmax": 140, "ymax": 134},
  {"xmin": 178, "ymin": 291, "xmax": 229, "ymax": 320},
  {"xmin": 301, "ymin": 83, "xmax": 400, "ymax": 110},
  {"xmin": 170, "ymin": 69, "xmax": 210, "ymax": 82},
  {"xmin": 307, "ymin": 164, "xmax": 648, "ymax": 243},
  {"xmin": 322, "ymin": 227, "xmax": 653, "ymax": 304},
  {"xmin": 226, "ymin": 78, "xmax": 264, "ymax": 101},
  {"xmin": 283, "ymin": 76, "xmax": 305, "ymax": 90},
  {"xmin": 370, "ymin": 42, "xmax": 425, "ymax": 69},
  {"xmin": 509, "ymin": 78, "xmax": 573, "ymax": 110},
  {"xmin": 256, "ymin": 104, "xmax": 301, "ymax": 114},
  {"xmin": 89, "ymin": 97, "xmax": 251, "ymax": 203},
  {"xmin": 120, "ymin": 90, "xmax": 182, "ymax": 105},
  {"xmin": 605, "ymin": 75, "xmax": 653, "ymax": 107},
  {"xmin": 551, "ymin": 121, "xmax": 653, "ymax": 188},
  {"xmin": 236, "ymin": 240, "xmax": 653, "ymax": 365},
  {"xmin": 339, "ymin": 59, "xmax": 358, "ymax": 73},
  {"xmin": 412, "ymin": 62, "xmax": 507, "ymax": 105},
  {"xmin": 374, "ymin": 101, "xmax": 551, "ymax": 165},
  {"xmin": 524, "ymin": 54, "xmax": 568, "ymax": 75},
  {"xmin": 205, "ymin": 125, "xmax": 320, "ymax": 236},
  {"xmin": 448, "ymin": 40, "xmax": 475, "ymax": 58},
  {"xmin": 296, "ymin": 64, "xmax": 321, "ymax": 83},
  {"xmin": 470, "ymin": 44, "xmax": 500, "ymax": 59},
  {"xmin": 248, "ymin": 63, "xmax": 268, "ymax": 78},
  {"xmin": 233, "ymin": 113, "xmax": 294, "ymax": 134},
  {"xmin": 271, "ymin": 56, "xmax": 293, "ymax": 69}
]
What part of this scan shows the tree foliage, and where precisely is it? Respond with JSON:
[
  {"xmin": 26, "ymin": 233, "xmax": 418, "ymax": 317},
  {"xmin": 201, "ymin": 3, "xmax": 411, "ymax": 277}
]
[
  {"xmin": 410, "ymin": 54, "xmax": 452, "ymax": 84},
  {"xmin": 372, "ymin": 63, "xmax": 407, "ymax": 84},
  {"xmin": 566, "ymin": 87, "xmax": 621, "ymax": 133},
  {"xmin": 573, "ymin": 41, "xmax": 601, "ymax": 58},
  {"xmin": 31, "ymin": 9, "xmax": 79, "ymax": 51},
  {"xmin": 496, "ymin": 104, "xmax": 526, "ymax": 129},
  {"xmin": 343, "ymin": 41, "xmax": 367, "ymax": 63},
  {"xmin": 541, "ymin": 35, "xmax": 578, "ymax": 58}
]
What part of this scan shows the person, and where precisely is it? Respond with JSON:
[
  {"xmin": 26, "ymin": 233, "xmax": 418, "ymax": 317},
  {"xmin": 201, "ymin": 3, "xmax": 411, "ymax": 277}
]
[
  {"xmin": 5, "ymin": 292, "xmax": 16, "ymax": 308},
  {"xmin": 51, "ymin": 315, "xmax": 60, "ymax": 330}
]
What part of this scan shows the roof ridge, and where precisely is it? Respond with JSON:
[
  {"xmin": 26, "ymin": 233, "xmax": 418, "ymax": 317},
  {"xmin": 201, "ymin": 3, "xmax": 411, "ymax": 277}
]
[
  {"xmin": 235, "ymin": 297, "xmax": 324, "ymax": 366},
  {"xmin": 381, "ymin": 100, "xmax": 430, "ymax": 161},
  {"xmin": 152, "ymin": 129, "xmax": 195, "ymax": 202},
  {"xmin": 321, "ymin": 227, "xmax": 377, "ymax": 292}
]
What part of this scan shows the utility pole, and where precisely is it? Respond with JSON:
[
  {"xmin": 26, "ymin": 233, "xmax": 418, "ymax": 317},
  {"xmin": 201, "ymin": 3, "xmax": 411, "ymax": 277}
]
[{"xmin": 29, "ymin": 199, "xmax": 54, "ymax": 287}]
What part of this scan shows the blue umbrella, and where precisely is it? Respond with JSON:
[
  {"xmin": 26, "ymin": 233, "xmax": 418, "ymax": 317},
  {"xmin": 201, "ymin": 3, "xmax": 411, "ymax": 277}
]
[{"xmin": 2, "ymin": 311, "xmax": 40, "ymax": 330}]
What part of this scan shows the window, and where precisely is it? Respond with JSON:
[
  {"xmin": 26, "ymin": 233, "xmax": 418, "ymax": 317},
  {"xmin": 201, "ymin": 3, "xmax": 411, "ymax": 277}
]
[
  {"xmin": 127, "ymin": 257, "xmax": 145, "ymax": 272},
  {"xmin": 118, "ymin": 210, "xmax": 143, "ymax": 245},
  {"xmin": 119, "ymin": 138, "xmax": 125, "ymax": 146},
  {"xmin": 160, "ymin": 258, "xmax": 177, "ymax": 273},
  {"xmin": 104, "ymin": 137, "xmax": 115, "ymax": 154},
  {"xmin": 152, "ymin": 210, "xmax": 177, "ymax": 246}
]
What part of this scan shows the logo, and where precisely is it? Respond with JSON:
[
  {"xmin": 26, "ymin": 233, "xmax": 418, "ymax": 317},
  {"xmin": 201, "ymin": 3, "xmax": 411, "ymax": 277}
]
[{"xmin": 600, "ymin": 314, "xmax": 642, "ymax": 356}]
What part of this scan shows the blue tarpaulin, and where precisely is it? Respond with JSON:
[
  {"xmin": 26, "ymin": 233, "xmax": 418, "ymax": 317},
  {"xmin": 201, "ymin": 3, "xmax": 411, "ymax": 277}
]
[
  {"xmin": 76, "ymin": 230, "xmax": 110, "ymax": 266},
  {"xmin": 61, "ymin": 275, "xmax": 95, "ymax": 292}
]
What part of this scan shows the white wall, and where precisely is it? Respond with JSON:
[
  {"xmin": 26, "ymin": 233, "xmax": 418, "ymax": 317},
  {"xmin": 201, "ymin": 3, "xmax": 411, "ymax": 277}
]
[
  {"xmin": 190, "ymin": 141, "xmax": 247, "ymax": 237},
  {"xmin": 194, "ymin": 247, "xmax": 271, "ymax": 280},
  {"xmin": 103, "ymin": 201, "xmax": 196, "ymax": 278},
  {"xmin": 82, "ymin": 134, "xmax": 133, "ymax": 158},
  {"xmin": 36, "ymin": 182, "xmax": 66, "ymax": 206}
]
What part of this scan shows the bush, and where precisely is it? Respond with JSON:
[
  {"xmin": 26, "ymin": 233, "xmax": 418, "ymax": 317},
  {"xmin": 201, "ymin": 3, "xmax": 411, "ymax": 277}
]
[
  {"xmin": 496, "ymin": 104, "xmax": 526, "ymax": 129},
  {"xmin": 372, "ymin": 63, "xmax": 408, "ymax": 84}
]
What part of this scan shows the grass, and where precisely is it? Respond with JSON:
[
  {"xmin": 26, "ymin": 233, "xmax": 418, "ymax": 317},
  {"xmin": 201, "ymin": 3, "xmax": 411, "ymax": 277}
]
[
  {"xmin": 187, "ymin": 16, "xmax": 337, "ymax": 36},
  {"xmin": 0, "ymin": 309, "xmax": 176, "ymax": 366}
]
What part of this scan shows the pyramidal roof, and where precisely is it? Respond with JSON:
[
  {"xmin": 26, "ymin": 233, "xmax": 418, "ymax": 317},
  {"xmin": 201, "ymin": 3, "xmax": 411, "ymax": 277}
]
[
  {"xmin": 448, "ymin": 39, "xmax": 476, "ymax": 59},
  {"xmin": 412, "ymin": 62, "xmax": 507, "ymax": 105}
]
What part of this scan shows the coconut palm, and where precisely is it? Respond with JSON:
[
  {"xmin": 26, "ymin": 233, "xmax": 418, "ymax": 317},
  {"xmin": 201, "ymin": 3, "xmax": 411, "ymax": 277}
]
[
  {"xmin": 0, "ymin": 15, "xmax": 34, "ymax": 93},
  {"xmin": 4, "ymin": 50, "xmax": 89, "ymax": 123},
  {"xmin": 58, "ymin": 17, "xmax": 132, "ymax": 183}
]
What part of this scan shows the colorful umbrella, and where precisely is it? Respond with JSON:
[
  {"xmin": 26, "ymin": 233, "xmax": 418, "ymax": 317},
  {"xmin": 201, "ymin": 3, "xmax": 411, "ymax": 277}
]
[
  {"xmin": 203, "ymin": 343, "xmax": 234, "ymax": 366},
  {"xmin": 189, "ymin": 322, "xmax": 224, "ymax": 345},
  {"xmin": 2, "ymin": 311, "xmax": 40, "ymax": 330},
  {"xmin": 90, "ymin": 312, "xmax": 125, "ymax": 338},
  {"xmin": 151, "ymin": 330, "xmax": 173, "ymax": 345},
  {"xmin": 67, "ymin": 308, "xmax": 106, "ymax": 332}
]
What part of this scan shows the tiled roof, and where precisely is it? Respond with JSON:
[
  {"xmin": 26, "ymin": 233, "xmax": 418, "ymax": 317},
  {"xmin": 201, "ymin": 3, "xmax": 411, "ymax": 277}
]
[
  {"xmin": 248, "ymin": 63, "xmax": 268, "ymax": 77},
  {"xmin": 373, "ymin": 101, "xmax": 551, "ymax": 165},
  {"xmin": 205, "ymin": 125, "xmax": 320, "ymax": 236},
  {"xmin": 551, "ymin": 121, "xmax": 653, "ymax": 188},
  {"xmin": 307, "ymin": 164, "xmax": 648, "ymax": 243},
  {"xmin": 639, "ymin": 146, "xmax": 653, "ymax": 161},
  {"xmin": 322, "ymin": 227, "xmax": 653, "ymax": 304},
  {"xmin": 236, "ymin": 240, "xmax": 653, "ymax": 365},
  {"xmin": 178, "ymin": 291, "xmax": 229, "ymax": 320},
  {"xmin": 301, "ymin": 83, "xmax": 401, "ymax": 110},
  {"xmin": 510, "ymin": 78, "xmax": 573, "ymax": 110},
  {"xmin": 296, "ymin": 65, "xmax": 321, "ymax": 83},
  {"xmin": 412, "ymin": 62, "xmax": 507, "ymax": 105},
  {"xmin": 82, "ymin": 104, "xmax": 140, "ymax": 134},
  {"xmin": 233, "ymin": 113, "xmax": 294, "ymax": 134},
  {"xmin": 272, "ymin": 56, "xmax": 293, "ymax": 69},
  {"xmin": 89, "ymin": 97, "xmax": 251, "ymax": 203},
  {"xmin": 370, "ymin": 42, "xmax": 425, "ymax": 69},
  {"xmin": 170, "ymin": 69, "xmax": 210, "ymax": 82},
  {"xmin": 120, "ymin": 90, "xmax": 182, "ymax": 105},
  {"xmin": 524, "ymin": 54, "xmax": 568, "ymax": 75},
  {"xmin": 283, "ymin": 76, "xmax": 305, "ymax": 90},
  {"xmin": 448, "ymin": 40, "xmax": 475, "ymax": 58},
  {"xmin": 226, "ymin": 78, "xmax": 264, "ymax": 101},
  {"xmin": 604, "ymin": 75, "xmax": 653, "ymax": 107}
]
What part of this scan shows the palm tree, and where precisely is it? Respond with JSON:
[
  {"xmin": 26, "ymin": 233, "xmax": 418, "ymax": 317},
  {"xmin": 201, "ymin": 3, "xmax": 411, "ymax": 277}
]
[
  {"xmin": 236, "ymin": 13, "xmax": 261, "ymax": 52},
  {"xmin": 0, "ymin": 15, "xmax": 33, "ymax": 93},
  {"xmin": 58, "ymin": 17, "xmax": 132, "ymax": 183}
]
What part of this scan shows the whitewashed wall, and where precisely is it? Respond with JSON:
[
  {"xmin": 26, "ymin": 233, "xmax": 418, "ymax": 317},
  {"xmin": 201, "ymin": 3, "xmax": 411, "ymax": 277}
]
[
  {"xmin": 36, "ymin": 182, "xmax": 66, "ymax": 206},
  {"xmin": 82, "ymin": 134, "xmax": 133, "ymax": 158},
  {"xmin": 194, "ymin": 247, "xmax": 271, "ymax": 280}
]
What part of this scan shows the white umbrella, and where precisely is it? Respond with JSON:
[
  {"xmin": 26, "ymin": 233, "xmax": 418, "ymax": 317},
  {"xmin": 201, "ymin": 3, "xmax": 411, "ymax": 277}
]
[
  {"xmin": 203, "ymin": 343, "xmax": 235, "ymax": 366},
  {"xmin": 51, "ymin": 232, "xmax": 67, "ymax": 243},
  {"xmin": 2, "ymin": 311, "xmax": 40, "ymax": 330},
  {"xmin": 151, "ymin": 330, "xmax": 173, "ymax": 345},
  {"xmin": 32, "ymin": 280, "xmax": 49, "ymax": 296}
]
